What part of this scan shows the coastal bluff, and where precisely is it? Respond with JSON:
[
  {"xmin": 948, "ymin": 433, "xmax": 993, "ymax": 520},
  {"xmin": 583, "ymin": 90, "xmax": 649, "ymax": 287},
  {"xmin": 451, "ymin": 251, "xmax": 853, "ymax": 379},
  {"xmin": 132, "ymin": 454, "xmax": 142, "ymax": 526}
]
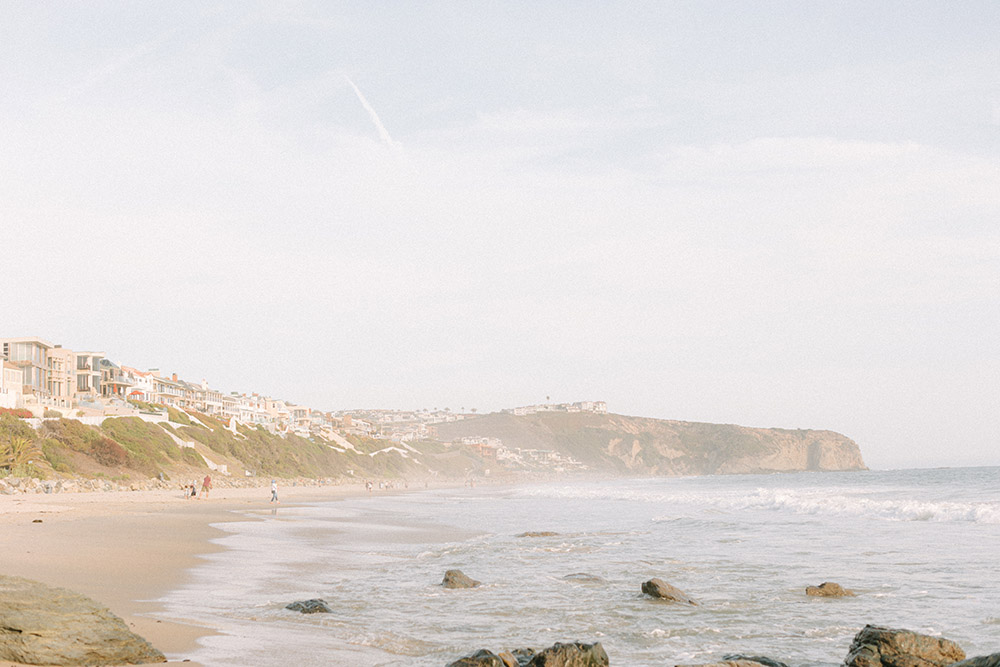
[{"xmin": 434, "ymin": 412, "xmax": 867, "ymax": 476}]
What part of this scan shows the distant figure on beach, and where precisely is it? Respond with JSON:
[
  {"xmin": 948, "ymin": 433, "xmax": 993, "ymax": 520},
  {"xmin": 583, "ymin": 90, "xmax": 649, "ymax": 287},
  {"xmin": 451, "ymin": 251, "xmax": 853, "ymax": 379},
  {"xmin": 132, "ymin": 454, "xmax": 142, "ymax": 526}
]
[
  {"xmin": 190, "ymin": 483, "xmax": 197, "ymax": 499},
  {"xmin": 270, "ymin": 479, "xmax": 279, "ymax": 504},
  {"xmin": 201, "ymin": 475, "xmax": 212, "ymax": 498}
]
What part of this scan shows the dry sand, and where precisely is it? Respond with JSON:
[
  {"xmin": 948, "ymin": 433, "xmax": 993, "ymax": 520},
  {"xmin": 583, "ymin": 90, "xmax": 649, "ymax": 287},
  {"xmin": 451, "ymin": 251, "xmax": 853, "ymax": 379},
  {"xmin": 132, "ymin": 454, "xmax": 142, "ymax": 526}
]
[{"xmin": 0, "ymin": 482, "xmax": 380, "ymax": 666}]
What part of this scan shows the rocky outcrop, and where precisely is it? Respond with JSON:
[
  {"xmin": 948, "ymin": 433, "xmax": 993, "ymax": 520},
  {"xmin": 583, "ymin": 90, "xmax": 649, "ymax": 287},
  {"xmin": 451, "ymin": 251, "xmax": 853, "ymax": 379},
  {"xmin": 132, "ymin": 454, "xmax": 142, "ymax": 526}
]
[
  {"xmin": 526, "ymin": 642, "xmax": 608, "ymax": 666},
  {"xmin": 285, "ymin": 598, "xmax": 333, "ymax": 613},
  {"xmin": 721, "ymin": 655, "xmax": 789, "ymax": 667},
  {"xmin": 434, "ymin": 412, "xmax": 867, "ymax": 476},
  {"xmin": 443, "ymin": 569, "xmax": 481, "ymax": 589},
  {"xmin": 844, "ymin": 625, "xmax": 965, "ymax": 667},
  {"xmin": 449, "ymin": 642, "xmax": 608, "ymax": 667},
  {"xmin": 679, "ymin": 659, "xmax": 788, "ymax": 667},
  {"xmin": 0, "ymin": 575, "xmax": 166, "ymax": 665},
  {"xmin": 446, "ymin": 649, "xmax": 509, "ymax": 667},
  {"xmin": 641, "ymin": 578, "xmax": 697, "ymax": 605},
  {"xmin": 518, "ymin": 531, "xmax": 560, "ymax": 538},
  {"xmin": 806, "ymin": 582, "xmax": 855, "ymax": 597},
  {"xmin": 950, "ymin": 655, "xmax": 1000, "ymax": 667}
]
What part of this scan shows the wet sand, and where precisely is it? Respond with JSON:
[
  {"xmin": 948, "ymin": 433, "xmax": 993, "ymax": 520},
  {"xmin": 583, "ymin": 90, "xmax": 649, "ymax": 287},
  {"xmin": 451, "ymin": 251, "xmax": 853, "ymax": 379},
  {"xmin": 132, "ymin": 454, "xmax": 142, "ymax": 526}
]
[{"xmin": 0, "ymin": 483, "xmax": 382, "ymax": 666}]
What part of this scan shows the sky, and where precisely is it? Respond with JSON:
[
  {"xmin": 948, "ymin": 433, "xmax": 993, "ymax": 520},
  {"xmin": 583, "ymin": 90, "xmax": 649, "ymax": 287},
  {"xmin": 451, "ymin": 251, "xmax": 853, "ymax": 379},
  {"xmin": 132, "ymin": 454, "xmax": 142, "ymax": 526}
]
[{"xmin": 1, "ymin": 1, "xmax": 998, "ymax": 469}]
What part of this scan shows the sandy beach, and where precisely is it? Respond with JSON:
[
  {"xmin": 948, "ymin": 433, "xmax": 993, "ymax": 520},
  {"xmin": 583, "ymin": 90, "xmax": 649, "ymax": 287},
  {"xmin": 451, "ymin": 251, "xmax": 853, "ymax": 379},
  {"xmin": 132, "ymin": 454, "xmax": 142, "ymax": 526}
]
[{"xmin": 0, "ymin": 482, "xmax": 379, "ymax": 667}]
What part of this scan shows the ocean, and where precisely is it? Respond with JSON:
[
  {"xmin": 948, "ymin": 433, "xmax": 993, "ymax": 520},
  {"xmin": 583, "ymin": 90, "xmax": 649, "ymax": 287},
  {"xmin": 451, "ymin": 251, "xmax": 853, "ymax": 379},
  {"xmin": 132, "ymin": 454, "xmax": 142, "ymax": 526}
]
[{"xmin": 158, "ymin": 467, "xmax": 1000, "ymax": 666}]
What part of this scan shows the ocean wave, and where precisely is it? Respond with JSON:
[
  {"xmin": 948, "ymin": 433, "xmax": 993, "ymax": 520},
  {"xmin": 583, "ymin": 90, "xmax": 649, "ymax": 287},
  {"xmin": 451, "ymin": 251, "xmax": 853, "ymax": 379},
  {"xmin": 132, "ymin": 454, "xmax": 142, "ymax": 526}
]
[
  {"xmin": 515, "ymin": 481, "xmax": 1000, "ymax": 525},
  {"xmin": 728, "ymin": 490, "xmax": 1000, "ymax": 524}
]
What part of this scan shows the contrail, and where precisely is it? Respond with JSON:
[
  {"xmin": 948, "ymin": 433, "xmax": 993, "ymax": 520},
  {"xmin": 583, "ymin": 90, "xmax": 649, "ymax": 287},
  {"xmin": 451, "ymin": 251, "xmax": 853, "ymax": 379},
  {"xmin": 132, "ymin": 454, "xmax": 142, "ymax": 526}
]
[{"xmin": 345, "ymin": 75, "xmax": 400, "ymax": 151}]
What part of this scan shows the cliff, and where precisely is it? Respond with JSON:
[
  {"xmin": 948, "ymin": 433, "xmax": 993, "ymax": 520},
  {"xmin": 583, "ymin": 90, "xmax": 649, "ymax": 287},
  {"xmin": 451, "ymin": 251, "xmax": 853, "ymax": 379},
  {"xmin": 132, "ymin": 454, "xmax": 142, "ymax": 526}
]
[{"xmin": 433, "ymin": 412, "xmax": 867, "ymax": 475}]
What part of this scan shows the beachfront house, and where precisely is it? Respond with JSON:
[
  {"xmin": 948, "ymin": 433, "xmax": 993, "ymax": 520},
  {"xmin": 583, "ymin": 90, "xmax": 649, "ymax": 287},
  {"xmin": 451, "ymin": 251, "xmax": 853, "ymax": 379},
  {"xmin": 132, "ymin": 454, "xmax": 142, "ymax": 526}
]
[
  {"xmin": 73, "ymin": 351, "xmax": 105, "ymax": 405},
  {"xmin": 149, "ymin": 370, "xmax": 184, "ymax": 407},
  {"xmin": 0, "ymin": 361, "xmax": 24, "ymax": 409},
  {"xmin": 100, "ymin": 359, "xmax": 133, "ymax": 399},
  {"xmin": 47, "ymin": 345, "xmax": 75, "ymax": 408},
  {"xmin": 0, "ymin": 337, "xmax": 53, "ymax": 403}
]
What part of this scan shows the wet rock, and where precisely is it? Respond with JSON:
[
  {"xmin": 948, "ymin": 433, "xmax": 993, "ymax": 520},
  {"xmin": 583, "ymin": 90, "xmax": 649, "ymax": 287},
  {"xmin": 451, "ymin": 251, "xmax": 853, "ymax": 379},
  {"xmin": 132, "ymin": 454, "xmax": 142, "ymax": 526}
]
[
  {"xmin": 518, "ymin": 531, "xmax": 560, "ymax": 537},
  {"xmin": 526, "ymin": 641, "xmax": 609, "ymax": 666},
  {"xmin": 0, "ymin": 574, "xmax": 166, "ymax": 665},
  {"xmin": 443, "ymin": 569, "xmax": 481, "ymax": 589},
  {"xmin": 641, "ymin": 578, "xmax": 697, "ymax": 605},
  {"xmin": 806, "ymin": 582, "xmax": 855, "ymax": 597},
  {"xmin": 844, "ymin": 624, "xmax": 965, "ymax": 667},
  {"xmin": 722, "ymin": 655, "xmax": 790, "ymax": 667},
  {"xmin": 285, "ymin": 598, "xmax": 333, "ymax": 614},
  {"xmin": 497, "ymin": 650, "xmax": 522, "ymax": 667},
  {"xmin": 950, "ymin": 654, "xmax": 1000, "ymax": 667},
  {"xmin": 447, "ymin": 649, "xmax": 507, "ymax": 666}
]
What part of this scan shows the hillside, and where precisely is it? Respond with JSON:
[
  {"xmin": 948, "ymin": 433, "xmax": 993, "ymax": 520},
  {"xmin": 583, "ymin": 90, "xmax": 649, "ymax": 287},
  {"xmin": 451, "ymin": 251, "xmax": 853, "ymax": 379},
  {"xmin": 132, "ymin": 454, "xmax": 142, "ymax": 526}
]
[
  {"xmin": 1, "ymin": 408, "xmax": 866, "ymax": 488},
  {"xmin": 433, "ymin": 412, "xmax": 867, "ymax": 475},
  {"xmin": 0, "ymin": 411, "xmax": 484, "ymax": 485}
]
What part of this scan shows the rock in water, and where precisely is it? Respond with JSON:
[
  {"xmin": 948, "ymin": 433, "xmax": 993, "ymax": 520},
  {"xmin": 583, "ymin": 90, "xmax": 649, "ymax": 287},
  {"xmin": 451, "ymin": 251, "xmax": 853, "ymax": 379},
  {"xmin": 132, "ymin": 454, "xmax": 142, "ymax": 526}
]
[
  {"xmin": 526, "ymin": 641, "xmax": 609, "ymax": 666},
  {"xmin": 950, "ymin": 655, "xmax": 1000, "ymax": 667},
  {"xmin": 285, "ymin": 599, "xmax": 333, "ymax": 614},
  {"xmin": 443, "ymin": 569, "xmax": 481, "ymax": 589},
  {"xmin": 844, "ymin": 625, "xmax": 965, "ymax": 667},
  {"xmin": 0, "ymin": 575, "xmax": 166, "ymax": 665},
  {"xmin": 806, "ymin": 582, "xmax": 855, "ymax": 597},
  {"xmin": 722, "ymin": 655, "xmax": 790, "ymax": 667},
  {"xmin": 641, "ymin": 578, "xmax": 697, "ymax": 605},
  {"xmin": 446, "ymin": 648, "xmax": 508, "ymax": 666},
  {"xmin": 518, "ymin": 531, "xmax": 560, "ymax": 538}
]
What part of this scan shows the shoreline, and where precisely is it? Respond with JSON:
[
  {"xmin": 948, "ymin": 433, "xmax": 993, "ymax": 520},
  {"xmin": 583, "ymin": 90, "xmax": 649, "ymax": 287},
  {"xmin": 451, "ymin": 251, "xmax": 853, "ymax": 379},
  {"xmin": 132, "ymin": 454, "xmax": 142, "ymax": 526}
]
[{"xmin": 0, "ymin": 482, "xmax": 432, "ymax": 666}]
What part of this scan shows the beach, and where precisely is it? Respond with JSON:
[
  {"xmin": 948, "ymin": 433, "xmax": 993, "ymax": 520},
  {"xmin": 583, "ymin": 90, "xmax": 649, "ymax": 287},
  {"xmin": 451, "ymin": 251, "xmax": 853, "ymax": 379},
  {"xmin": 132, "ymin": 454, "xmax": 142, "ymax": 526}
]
[
  {"xmin": 3, "ymin": 470, "xmax": 999, "ymax": 666},
  {"xmin": 0, "ymin": 483, "xmax": 383, "ymax": 667}
]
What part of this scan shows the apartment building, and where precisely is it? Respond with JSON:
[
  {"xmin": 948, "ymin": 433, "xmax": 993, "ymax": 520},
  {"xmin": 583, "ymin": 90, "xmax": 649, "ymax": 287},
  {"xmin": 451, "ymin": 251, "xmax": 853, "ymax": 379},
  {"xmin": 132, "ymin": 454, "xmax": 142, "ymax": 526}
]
[
  {"xmin": 0, "ymin": 361, "xmax": 24, "ymax": 409},
  {"xmin": 100, "ymin": 359, "xmax": 133, "ymax": 399},
  {"xmin": 73, "ymin": 351, "xmax": 105, "ymax": 403},
  {"xmin": 47, "ymin": 346, "xmax": 75, "ymax": 407},
  {"xmin": 0, "ymin": 337, "xmax": 53, "ymax": 399}
]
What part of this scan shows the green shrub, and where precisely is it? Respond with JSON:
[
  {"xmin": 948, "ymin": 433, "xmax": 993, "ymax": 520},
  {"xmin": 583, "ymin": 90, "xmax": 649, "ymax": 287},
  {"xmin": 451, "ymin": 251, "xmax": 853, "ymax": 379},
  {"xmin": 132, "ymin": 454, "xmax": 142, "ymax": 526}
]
[
  {"xmin": 92, "ymin": 437, "xmax": 129, "ymax": 467},
  {"xmin": 181, "ymin": 447, "xmax": 207, "ymax": 467},
  {"xmin": 40, "ymin": 419, "xmax": 101, "ymax": 453},
  {"xmin": 167, "ymin": 407, "xmax": 191, "ymax": 425},
  {"xmin": 40, "ymin": 438, "xmax": 74, "ymax": 473},
  {"xmin": 43, "ymin": 409, "xmax": 63, "ymax": 418}
]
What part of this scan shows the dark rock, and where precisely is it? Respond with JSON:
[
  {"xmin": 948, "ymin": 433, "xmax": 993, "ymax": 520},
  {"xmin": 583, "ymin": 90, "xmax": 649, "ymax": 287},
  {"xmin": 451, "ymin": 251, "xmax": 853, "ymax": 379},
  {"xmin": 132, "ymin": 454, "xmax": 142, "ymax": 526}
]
[
  {"xmin": 806, "ymin": 581, "xmax": 855, "ymax": 597},
  {"xmin": 950, "ymin": 655, "xmax": 1000, "ymax": 667},
  {"xmin": 285, "ymin": 598, "xmax": 333, "ymax": 614},
  {"xmin": 511, "ymin": 648, "xmax": 538, "ymax": 665},
  {"xmin": 641, "ymin": 578, "xmax": 697, "ymax": 605},
  {"xmin": 518, "ymin": 531, "xmax": 560, "ymax": 537},
  {"xmin": 679, "ymin": 661, "xmax": 781, "ymax": 667},
  {"xmin": 0, "ymin": 574, "xmax": 166, "ymax": 665},
  {"xmin": 447, "ymin": 648, "xmax": 507, "ymax": 666},
  {"xmin": 844, "ymin": 624, "xmax": 965, "ymax": 667},
  {"xmin": 722, "ymin": 655, "xmax": 790, "ymax": 667},
  {"xmin": 443, "ymin": 569, "xmax": 481, "ymax": 589},
  {"xmin": 508, "ymin": 648, "xmax": 537, "ymax": 667},
  {"xmin": 31, "ymin": 519, "xmax": 42, "ymax": 523},
  {"xmin": 526, "ymin": 641, "xmax": 609, "ymax": 666}
]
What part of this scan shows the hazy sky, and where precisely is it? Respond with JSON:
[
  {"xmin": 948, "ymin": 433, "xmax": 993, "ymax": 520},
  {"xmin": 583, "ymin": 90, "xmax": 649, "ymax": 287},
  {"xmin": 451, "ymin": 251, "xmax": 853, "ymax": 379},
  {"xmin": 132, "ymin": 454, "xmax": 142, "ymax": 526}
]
[{"xmin": 2, "ymin": 2, "xmax": 998, "ymax": 469}]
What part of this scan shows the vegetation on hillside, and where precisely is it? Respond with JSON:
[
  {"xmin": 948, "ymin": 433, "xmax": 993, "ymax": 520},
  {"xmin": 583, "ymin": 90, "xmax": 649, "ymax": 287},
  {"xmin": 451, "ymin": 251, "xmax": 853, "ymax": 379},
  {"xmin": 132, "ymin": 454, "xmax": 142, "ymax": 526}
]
[{"xmin": 0, "ymin": 409, "xmax": 495, "ymax": 482}]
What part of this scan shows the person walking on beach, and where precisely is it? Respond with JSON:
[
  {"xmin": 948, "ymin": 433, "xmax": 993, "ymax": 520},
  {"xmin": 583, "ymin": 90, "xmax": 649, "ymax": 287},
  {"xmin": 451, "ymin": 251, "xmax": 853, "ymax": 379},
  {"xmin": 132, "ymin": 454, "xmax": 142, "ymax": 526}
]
[
  {"xmin": 201, "ymin": 474, "xmax": 212, "ymax": 499},
  {"xmin": 270, "ymin": 479, "xmax": 279, "ymax": 504}
]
